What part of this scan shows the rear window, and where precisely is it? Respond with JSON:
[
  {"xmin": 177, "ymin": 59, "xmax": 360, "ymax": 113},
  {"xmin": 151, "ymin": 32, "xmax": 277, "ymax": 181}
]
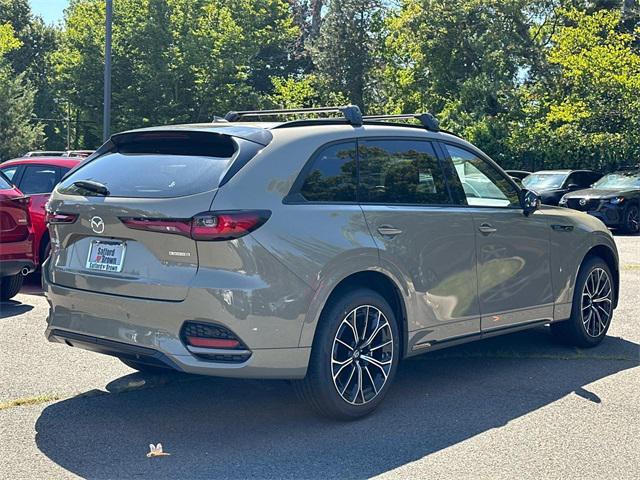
[{"xmin": 58, "ymin": 132, "xmax": 237, "ymax": 198}]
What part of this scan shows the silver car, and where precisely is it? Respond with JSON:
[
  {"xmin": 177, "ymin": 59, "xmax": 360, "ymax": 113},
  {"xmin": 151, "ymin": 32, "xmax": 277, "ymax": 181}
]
[{"xmin": 43, "ymin": 106, "xmax": 619, "ymax": 419}]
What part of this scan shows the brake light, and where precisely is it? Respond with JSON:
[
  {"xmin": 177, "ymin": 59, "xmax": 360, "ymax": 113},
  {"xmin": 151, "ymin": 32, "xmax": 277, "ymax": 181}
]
[
  {"xmin": 120, "ymin": 210, "xmax": 270, "ymax": 241},
  {"xmin": 46, "ymin": 212, "xmax": 78, "ymax": 224}
]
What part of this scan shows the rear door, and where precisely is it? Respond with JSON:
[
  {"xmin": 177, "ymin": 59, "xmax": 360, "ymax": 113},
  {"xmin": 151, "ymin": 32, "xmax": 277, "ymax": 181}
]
[
  {"xmin": 47, "ymin": 131, "xmax": 239, "ymax": 301},
  {"xmin": 440, "ymin": 143, "xmax": 554, "ymax": 331},
  {"xmin": 358, "ymin": 138, "xmax": 480, "ymax": 345}
]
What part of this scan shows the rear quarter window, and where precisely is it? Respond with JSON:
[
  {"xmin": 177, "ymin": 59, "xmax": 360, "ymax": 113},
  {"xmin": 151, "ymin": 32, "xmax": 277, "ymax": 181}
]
[
  {"xmin": 0, "ymin": 172, "xmax": 12, "ymax": 190},
  {"xmin": 299, "ymin": 141, "xmax": 357, "ymax": 202},
  {"xmin": 58, "ymin": 132, "xmax": 237, "ymax": 198}
]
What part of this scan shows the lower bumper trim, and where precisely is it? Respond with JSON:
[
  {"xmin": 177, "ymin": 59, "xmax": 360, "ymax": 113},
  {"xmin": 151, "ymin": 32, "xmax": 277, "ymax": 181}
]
[
  {"xmin": 48, "ymin": 329, "xmax": 184, "ymax": 372},
  {"xmin": 0, "ymin": 260, "xmax": 35, "ymax": 277}
]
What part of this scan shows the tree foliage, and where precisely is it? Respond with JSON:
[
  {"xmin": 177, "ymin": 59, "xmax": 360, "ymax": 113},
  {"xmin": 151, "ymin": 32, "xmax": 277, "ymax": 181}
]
[
  {"xmin": 0, "ymin": 0, "xmax": 639, "ymax": 172},
  {"xmin": 513, "ymin": 7, "xmax": 640, "ymax": 170},
  {"xmin": 0, "ymin": 21, "xmax": 43, "ymax": 161},
  {"xmin": 52, "ymin": 0, "xmax": 298, "ymax": 146}
]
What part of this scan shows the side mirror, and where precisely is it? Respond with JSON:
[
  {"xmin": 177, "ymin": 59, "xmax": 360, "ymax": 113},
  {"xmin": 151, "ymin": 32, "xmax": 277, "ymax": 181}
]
[
  {"xmin": 520, "ymin": 188, "xmax": 541, "ymax": 216},
  {"xmin": 567, "ymin": 183, "xmax": 579, "ymax": 189}
]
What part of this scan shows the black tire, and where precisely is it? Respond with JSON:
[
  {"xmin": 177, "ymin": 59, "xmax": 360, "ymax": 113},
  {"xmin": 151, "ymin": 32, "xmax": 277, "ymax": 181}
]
[
  {"xmin": 39, "ymin": 237, "xmax": 51, "ymax": 266},
  {"xmin": 551, "ymin": 256, "xmax": 614, "ymax": 348},
  {"xmin": 120, "ymin": 358, "xmax": 171, "ymax": 374},
  {"xmin": 293, "ymin": 288, "xmax": 400, "ymax": 420},
  {"xmin": 622, "ymin": 204, "xmax": 639, "ymax": 234},
  {"xmin": 1, "ymin": 274, "xmax": 24, "ymax": 301}
]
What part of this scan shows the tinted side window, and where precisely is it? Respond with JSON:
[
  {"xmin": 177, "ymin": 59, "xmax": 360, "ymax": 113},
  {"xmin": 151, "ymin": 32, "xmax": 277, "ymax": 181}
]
[
  {"xmin": 359, "ymin": 140, "xmax": 449, "ymax": 205},
  {"xmin": 300, "ymin": 142, "xmax": 357, "ymax": 202},
  {"xmin": 0, "ymin": 165, "xmax": 19, "ymax": 182},
  {"xmin": 589, "ymin": 172, "xmax": 603, "ymax": 184},
  {"xmin": 576, "ymin": 172, "xmax": 600, "ymax": 188},
  {"xmin": 444, "ymin": 144, "xmax": 519, "ymax": 207},
  {"xmin": 19, "ymin": 165, "xmax": 58, "ymax": 194},
  {"xmin": 0, "ymin": 172, "xmax": 12, "ymax": 189}
]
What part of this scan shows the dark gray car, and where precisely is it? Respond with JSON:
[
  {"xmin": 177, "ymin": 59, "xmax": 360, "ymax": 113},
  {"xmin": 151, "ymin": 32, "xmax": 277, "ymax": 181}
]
[{"xmin": 43, "ymin": 107, "xmax": 619, "ymax": 419}]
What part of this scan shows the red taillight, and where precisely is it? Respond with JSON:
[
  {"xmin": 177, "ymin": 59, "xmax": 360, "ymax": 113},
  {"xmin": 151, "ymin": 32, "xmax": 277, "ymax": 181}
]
[
  {"xmin": 120, "ymin": 210, "xmax": 270, "ymax": 241},
  {"xmin": 186, "ymin": 337, "xmax": 240, "ymax": 349},
  {"xmin": 45, "ymin": 212, "xmax": 78, "ymax": 224}
]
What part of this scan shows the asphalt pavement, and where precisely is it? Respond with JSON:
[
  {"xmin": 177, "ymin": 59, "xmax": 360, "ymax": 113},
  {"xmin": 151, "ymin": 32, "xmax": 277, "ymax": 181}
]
[{"xmin": 0, "ymin": 236, "xmax": 638, "ymax": 479}]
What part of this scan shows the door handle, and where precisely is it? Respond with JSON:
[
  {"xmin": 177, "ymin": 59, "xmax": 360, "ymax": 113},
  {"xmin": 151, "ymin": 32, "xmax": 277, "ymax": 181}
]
[
  {"xmin": 478, "ymin": 223, "xmax": 497, "ymax": 235},
  {"xmin": 377, "ymin": 226, "xmax": 403, "ymax": 237}
]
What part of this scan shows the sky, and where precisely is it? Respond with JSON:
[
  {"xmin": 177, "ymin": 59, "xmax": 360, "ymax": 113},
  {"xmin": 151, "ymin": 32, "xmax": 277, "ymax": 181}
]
[{"xmin": 30, "ymin": 0, "xmax": 69, "ymax": 25}]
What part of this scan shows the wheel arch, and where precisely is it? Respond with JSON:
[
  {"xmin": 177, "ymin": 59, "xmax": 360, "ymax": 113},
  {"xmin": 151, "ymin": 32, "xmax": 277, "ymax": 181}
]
[
  {"xmin": 301, "ymin": 270, "xmax": 409, "ymax": 358},
  {"xmin": 583, "ymin": 244, "xmax": 619, "ymax": 308}
]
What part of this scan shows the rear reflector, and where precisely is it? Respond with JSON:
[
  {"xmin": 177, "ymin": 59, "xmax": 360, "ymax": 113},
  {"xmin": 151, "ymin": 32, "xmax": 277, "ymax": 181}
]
[
  {"xmin": 186, "ymin": 337, "xmax": 240, "ymax": 349},
  {"xmin": 46, "ymin": 212, "xmax": 78, "ymax": 224},
  {"xmin": 181, "ymin": 321, "xmax": 248, "ymax": 355},
  {"xmin": 120, "ymin": 210, "xmax": 270, "ymax": 241}
]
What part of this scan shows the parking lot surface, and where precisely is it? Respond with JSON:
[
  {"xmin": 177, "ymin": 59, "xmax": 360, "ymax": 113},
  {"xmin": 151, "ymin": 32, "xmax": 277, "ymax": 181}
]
[{"xmin": 0, "ymin": 236, "xmax": 638, "ymax": 479}]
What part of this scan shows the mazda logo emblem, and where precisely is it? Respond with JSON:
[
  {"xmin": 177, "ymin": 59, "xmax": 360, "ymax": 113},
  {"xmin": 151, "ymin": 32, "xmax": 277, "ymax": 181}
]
[
  {"xmin": 579, "ymin": 199, "xmax": 587, "ymax": 206},
  {"xmin": 90, "ymin": 216, "xmax": 105, "ymax": 234}
]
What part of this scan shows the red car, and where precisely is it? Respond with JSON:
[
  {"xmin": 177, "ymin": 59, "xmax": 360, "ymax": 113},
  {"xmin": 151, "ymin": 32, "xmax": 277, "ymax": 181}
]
[
  {"xmin": 0, "ymin": 171, "xmax": 34, "ymax": 300},
  {"xmin": 0, "ymin": 157, "xmax": 81, "ymax": 267}
]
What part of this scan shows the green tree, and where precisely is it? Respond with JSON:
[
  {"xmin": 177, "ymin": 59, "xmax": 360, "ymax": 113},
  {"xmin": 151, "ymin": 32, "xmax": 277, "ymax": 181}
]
[
  {"xmin": 382, "ymin": 0, "xmax": 536, "ymax": 165},
  {"xmin": 513, "ymin": 8, "xmax": 640, "ymax": 170},
  {"xmin": 310, "ymin": 0, "xmax": 386, "ymax": 111},
  {"xmin": 0, "ymin": 0, "xmax": 62, "ymax": 149},
  {"xmin": 53, "ymin": 0, "xmax": 298, "ymax": 147},
  {"xmin": 0, "ymin": 23, "xmax": 43, "ymax": 161}
]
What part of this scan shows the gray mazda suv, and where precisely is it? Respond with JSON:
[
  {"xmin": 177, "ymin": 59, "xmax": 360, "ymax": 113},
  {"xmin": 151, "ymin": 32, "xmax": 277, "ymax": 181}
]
[{"xmin": 43, "ymin": 106, "xmax": 619, "ymax": 419}]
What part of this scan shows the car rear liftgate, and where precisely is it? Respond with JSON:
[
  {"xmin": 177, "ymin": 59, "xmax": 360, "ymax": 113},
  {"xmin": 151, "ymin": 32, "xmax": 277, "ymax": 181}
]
[{"xmin": 46, "ymin": 129, "xmax": 266, "ymax": 301}]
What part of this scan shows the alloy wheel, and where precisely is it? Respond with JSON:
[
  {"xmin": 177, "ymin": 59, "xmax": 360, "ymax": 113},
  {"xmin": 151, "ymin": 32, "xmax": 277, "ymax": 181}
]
[
  {"xmin": 581, "ymin": 267, "xmax": 613, "ymax": 338},
  {"xmin": 331, "ymin": 305, "xmax": 394, "ymax": 405},
  {"xmin": 627, "ymin": 207, "xmax": 639, "ymax": 233}
]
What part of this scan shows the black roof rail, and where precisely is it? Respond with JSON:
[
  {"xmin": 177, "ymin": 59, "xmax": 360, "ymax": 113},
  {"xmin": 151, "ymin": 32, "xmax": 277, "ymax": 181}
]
[
  {"xmin": 224, "ymin": 105, "xmax": 363, "ymax": 126},
  {"xmin": 362, "ymin": 113, "xmax": 440, "ymax": 132}
]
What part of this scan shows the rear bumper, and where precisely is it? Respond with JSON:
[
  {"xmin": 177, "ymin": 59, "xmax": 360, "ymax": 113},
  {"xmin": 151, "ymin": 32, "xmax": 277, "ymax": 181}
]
[
  {"xmin": 43, "ymin": 270, "xmax": 312, "ymax": 379},
  {"xmin": 0, "ymin": 259, "xmax": 35, "ymax": 277}
]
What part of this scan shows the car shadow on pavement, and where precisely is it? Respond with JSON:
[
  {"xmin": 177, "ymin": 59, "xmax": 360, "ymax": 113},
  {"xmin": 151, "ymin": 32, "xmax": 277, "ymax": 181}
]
[
  {"xmin": 0, "ymin": 300, "xmax": 34, "ymax": 319},
  {"xmin": 35, "ymin": 328, "xmax": 638, "ymax": 479}
]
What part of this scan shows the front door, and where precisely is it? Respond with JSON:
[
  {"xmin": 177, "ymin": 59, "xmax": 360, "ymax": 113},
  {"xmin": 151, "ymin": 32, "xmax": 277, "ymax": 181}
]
[
  {"xmin": 440, "ymin": 143, "xmax": 554, "ymax": 331},
  {"xmin": 358, "ymin": 137, "xmax": 480, "ymax": 346}
]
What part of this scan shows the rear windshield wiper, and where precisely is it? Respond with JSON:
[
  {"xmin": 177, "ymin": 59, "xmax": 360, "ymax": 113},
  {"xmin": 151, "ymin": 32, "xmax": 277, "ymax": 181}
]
[{"xmin": 72, "ymin": 180, "xmax": 110, "ymax": 196}]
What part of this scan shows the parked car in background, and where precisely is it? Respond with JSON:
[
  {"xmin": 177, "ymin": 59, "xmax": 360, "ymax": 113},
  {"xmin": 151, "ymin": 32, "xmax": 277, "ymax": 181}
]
[
  {"xmin": 560, "ymin": 168, "xmax": 640, "ymax": 233},
  {"xmin": 522, "ymin": 169, "xmax": 603, "ymax": 205},
  {"xmin": 505, "ymin": 170, "xmax": 531, "ymax": 182},
  {"xmin": 0, "ymin": 156, "xmax": 82, "ymax": 266},
  {"xmin": 0, "ymin": 171, "xmax": 34, "ymax": 300},
  {"xmin": 43, "ymin": 106, "xmax": 619, "ymax": 420}
]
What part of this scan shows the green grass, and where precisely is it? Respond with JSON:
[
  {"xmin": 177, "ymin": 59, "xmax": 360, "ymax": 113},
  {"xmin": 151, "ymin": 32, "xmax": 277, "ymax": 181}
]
[
  {"xmin": 621, "ymin": 263, "xmax": 640, "ymax": 271},
  {"xmin": 0, "ymin": 394, "xmax": 61, "ymax": 411}
]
